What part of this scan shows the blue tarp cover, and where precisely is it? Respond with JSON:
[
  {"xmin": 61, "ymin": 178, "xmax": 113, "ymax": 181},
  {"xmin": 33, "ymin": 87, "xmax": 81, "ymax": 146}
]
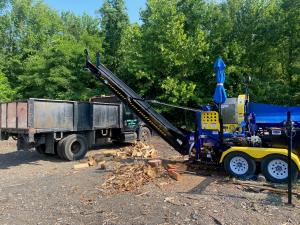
[{"xmin": 213, "ymin": 58, "xmax": 227, "ymax": 104}]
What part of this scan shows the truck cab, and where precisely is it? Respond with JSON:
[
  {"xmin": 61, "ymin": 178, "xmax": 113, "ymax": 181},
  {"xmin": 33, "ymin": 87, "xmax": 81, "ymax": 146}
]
[{"xmin": 89, "ymin": 95, "xmax": 151, "ymax": 144}]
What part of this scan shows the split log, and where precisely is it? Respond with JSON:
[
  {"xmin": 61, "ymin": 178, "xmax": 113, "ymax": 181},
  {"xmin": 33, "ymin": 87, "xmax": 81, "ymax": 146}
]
[
  {"xmin": 88, "ymin": 156, "xmax": 97, "ymax": 166},
  {"xmin": 98, "ymin": 150, "xmax": 119, "ymax": 156},
  {"xmin": 168, "ymin": 170, "xmax": 181, "ymax": 181},
  {"xmin": 98, "ymin": 161, "xmax": 106, "ymax": 170},
  {"xmin": 73, "ymin": 163, "xmax": 90, "ymax": 170},
  {"xmin": 148, "ymin": 159, "xmax": 162, "ymax": 168}
]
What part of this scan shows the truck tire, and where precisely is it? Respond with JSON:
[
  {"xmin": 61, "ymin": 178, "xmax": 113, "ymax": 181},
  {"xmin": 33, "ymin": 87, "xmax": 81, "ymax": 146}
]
[
  {"xmin": 139, "ymin": 127, "xmax": 151, "ymax": 144},
  {"xmin": 261, "ymin": 154, "xmax": 299, "ymax": 183},
  {"xmin": 57, "ymin": 139, "xmax": 67, "ymax": 160},
  {"xmin": 224, "ymin": 152, "xmax": 256, "ymax": 179},
  {"xmin": 61, "ymin": 134, "xmax": 88, "ymax": 161}
]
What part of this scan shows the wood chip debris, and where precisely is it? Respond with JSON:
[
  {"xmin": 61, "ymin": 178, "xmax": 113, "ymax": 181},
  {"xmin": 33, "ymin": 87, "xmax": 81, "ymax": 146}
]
[
  {"xmin": 233, "ymin": 180, "xmax": 300, "ymax": 198},
  {"xmin": 97, "ymin": 161, "xmax": 190, "ymax": 195},
  {"xmin": 164, "ymin": 196, "xmax": 182, "ymax": 206},
  {"xmin": 98, "ymin": 162, "xmax": 165, "ymax": 194}
]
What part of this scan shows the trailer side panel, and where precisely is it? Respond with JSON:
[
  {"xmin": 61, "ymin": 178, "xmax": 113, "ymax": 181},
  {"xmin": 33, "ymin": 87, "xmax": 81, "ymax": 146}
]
[
  {"xmin": 17, "ymin": 102, "xmax": 28, "ymax": 129},
  {"xmin": 77, "ymin": 102, "xmax": 92, "ymax": 130},
  {"xmin": 33, "ymin": 101, "xmax": 74, "ymax": 130},
  {"xmin": 0, "ymin": 103, "xmax": 6, "ymax": 128},
  {"xmin": 92, "ymin": 104, "xmax": 120, "ymax": 129},
  {"xmin": 7, "ymin": 103, "xmax": 17, "ymax": 128}
]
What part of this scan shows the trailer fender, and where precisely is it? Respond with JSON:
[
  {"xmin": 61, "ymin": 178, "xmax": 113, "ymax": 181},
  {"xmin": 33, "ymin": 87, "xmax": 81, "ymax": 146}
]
[{"xmin": 220, "ymin": 147, "xmax": 300, "ymax": 170}]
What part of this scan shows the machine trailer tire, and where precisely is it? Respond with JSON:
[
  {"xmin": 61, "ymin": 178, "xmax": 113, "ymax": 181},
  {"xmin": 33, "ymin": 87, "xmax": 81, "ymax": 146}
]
[
  {"xmin": 261, "ymin": 155, "xmax": 299, "ymax": 183},
  {"xmin": 224, "ymin": 152, "xmax": 256, "ymax": 179},
  {"xmin": 139, "ymin": 127, "xmax": 151, "ymax": 144},
  {"xmin": 61, "ymin": 134, "xmax": 88, "ymax": 161}
]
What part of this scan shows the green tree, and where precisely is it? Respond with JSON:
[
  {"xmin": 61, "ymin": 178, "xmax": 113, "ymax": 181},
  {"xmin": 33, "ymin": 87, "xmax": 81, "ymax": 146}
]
[
  {"xmin": 0, "ymin": 0, "xmax": 299, "ymax": 107},
  {"xmin": 135, "ymin": 0, "xmax": 209, "ymax": 104},
  {"xmin": 99, "ymin": 0, "xmax": 129, "ymax": 73},
  {"xmin": 17, "ymin": 12, "xmax": 103, "ymax": 100},
  {"xmin": 118, "ymin": 23, "xmax": 143, "ymax": 88},
  {"xmin": 277, "ymin": 0, "xmax": 300, "ymax": 104},
  {"xmin": 1, "ymin": 0, "xmax": 62, "ymax": 87},
  {"xmin": 0, "ymin": 72, "xmax": 14, "ymax": 101}
]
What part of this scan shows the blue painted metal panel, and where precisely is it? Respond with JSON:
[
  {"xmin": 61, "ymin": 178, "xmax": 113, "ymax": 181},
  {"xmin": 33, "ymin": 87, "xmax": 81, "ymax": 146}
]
[{"xmin": 249, "ymin": 102, "xmax": 300, "ymax": 128}]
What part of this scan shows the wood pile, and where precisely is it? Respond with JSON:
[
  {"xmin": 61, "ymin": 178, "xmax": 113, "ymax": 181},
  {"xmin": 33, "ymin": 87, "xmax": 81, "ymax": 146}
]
[
  {"xmin": 97, "ymin": 160, "xmax": 192, "ymax": 195},
  {"xmin": 99, "ymin": 161, "xmax": 164, "ymax": 194},
  {"xmin": 73, "ymin": 142, "xmax": 191, "ymax": 195},
  {"xmin": 73, "ymin": 142, "xmax": 158, "ymax": 170},
  {"xmin": 118, "ymin": 141, "xmax": 158, "ymax": 159}
]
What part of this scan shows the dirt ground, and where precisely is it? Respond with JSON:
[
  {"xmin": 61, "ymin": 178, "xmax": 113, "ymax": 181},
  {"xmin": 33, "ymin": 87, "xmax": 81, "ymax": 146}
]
[{"xmin": 0, "ymin": 137, "xmax": 299, "ymax": 225}]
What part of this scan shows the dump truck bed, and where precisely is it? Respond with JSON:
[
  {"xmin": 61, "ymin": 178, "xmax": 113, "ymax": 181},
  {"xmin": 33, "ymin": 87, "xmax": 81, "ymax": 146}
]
[{"xmin": 0, "ymin": 98, "xmax": 122, "ymax": 134}]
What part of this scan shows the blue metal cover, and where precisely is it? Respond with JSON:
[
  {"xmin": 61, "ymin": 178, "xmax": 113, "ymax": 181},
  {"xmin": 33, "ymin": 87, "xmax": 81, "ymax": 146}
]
[{"xmin": 249, "ymin": 102, "xmax": 300, "ymax": 128}]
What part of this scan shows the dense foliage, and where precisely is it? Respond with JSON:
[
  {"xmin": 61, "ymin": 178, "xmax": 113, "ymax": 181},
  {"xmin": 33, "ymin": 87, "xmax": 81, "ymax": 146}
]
[{"xmin": 0, "ymin": 0, "xmax": 299, "ymax": 106}]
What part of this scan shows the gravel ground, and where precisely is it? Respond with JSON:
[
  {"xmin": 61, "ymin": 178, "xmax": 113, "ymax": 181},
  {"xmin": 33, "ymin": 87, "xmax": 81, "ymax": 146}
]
[{"xmin": 0, "ymin": 137, "xmax": 300, "ymax": 225}]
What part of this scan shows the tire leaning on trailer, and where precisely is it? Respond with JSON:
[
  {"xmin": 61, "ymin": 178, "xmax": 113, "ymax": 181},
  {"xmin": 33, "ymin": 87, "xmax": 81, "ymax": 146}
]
[
  {"xmin": 58, "ymin": 134, "xmax": 88, "ymax": 161},
  {"xmin": 224, "ymin": 152, "xmax": 256, "ymax": 179},
  {"xmin": 261, "ymin": 154, "xmax": 299, "ymax": 183}
]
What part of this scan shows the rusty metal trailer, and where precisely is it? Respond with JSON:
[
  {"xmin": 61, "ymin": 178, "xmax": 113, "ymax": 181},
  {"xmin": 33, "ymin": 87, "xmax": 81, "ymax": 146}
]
[{"xmin": 0, "ymin": 98, "xmax": 150, "ymax": 160}]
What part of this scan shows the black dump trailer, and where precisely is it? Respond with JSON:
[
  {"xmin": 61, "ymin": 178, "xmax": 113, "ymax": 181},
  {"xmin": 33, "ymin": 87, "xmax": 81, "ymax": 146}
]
[{"xmin": 0, "ymin": 98, "xmax": 151, "ymax": 160}]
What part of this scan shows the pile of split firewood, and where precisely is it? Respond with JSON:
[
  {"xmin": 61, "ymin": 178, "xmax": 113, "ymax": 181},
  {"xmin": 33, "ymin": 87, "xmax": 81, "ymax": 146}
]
[
  {"xmin": 118, "ymin": 141, "xmax": 158, "ymax": 159},
  {"xmin": 73, "ymin": 142, "xmax": 159, "ymax": 170}
]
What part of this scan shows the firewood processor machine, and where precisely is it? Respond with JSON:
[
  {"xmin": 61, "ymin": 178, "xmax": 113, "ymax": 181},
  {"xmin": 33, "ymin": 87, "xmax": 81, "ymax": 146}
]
[{"xmin": 84, "ymin": 50, "xmax": 300, "ymax": 184}]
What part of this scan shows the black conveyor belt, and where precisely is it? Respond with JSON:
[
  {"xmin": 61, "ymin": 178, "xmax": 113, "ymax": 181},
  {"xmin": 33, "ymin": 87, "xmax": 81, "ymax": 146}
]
[{"xmin": 85, "ymin": 51, "xmax": 189, "ymax": 155}]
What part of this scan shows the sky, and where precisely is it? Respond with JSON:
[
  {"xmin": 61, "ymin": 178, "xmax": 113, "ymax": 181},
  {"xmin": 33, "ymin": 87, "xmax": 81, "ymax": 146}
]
[{"xmin": 43, "ymin": 0, "xmax": 146, "ymax": 23}]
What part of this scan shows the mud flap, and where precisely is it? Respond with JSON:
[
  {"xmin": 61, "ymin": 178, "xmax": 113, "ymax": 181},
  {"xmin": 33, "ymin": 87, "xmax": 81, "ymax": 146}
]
[
  {"xmin": 45, "ymin": 133, "xmax": 55, "ymax": 154},
  {"xmin": 17, "ymin": 134, "xmax": 30, "ymax": 150},
  {"xmin": 0, "ymin": 130, "xmax": 9, "ymax": 141}
]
